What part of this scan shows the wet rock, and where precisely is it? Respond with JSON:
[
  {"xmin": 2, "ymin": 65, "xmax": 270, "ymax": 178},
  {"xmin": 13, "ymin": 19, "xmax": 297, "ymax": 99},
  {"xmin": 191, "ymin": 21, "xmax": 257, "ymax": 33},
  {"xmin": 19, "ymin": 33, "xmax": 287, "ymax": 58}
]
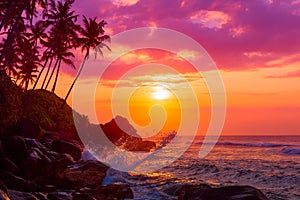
[
  {"xmin": 0, "ymin": 172, "xmax": 29, "ymax": 191},
  {"xmin": 8, "ymin": 190, "xmax": 38, "ymax": 200},
  {"xmin": 96, "ymin": 183, "xmax": 134, "ymax": 199},
  {"xmin": 178, "ymin": 185, "xmax": 269, "ymax": 200},
  {"xmin": 72, "ymin": 192, "xmax": 98, "ymax": 200},
  {"xmin": 52, "ymin": 153, "xmax": 74, "ymax": 170},
  {"xmin": 47, "ymin": 192, "xmax": 72, "ymax": 200},
  {"xmin": 52, "ymin": 140, "xmax": 82, "ymax": 161},
  {"xmin": 22, "ymin": 149, "xmax": 45, "ymax": 179},
  {"xmin": 0, "ymin": 157, "xmax": 21, "ymax": 176},
  {"xmin": 1, "ymin": 136, "xmax": 28, "ymax": 165},
  {"xmin": 32, "ymin": 192, "xmax": 48, "ymax": 200},
  {"xmin": 55, "ymin": 160, "xmax": 108, "ymax": 189}
]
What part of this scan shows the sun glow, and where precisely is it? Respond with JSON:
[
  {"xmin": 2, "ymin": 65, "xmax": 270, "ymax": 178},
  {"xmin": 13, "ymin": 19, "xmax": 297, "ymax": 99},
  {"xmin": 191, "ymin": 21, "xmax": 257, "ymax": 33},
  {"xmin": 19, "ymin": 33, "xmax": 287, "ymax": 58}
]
[{"xmin": 152, "ymin": 86, "xmax": 171, "ymax": 100}]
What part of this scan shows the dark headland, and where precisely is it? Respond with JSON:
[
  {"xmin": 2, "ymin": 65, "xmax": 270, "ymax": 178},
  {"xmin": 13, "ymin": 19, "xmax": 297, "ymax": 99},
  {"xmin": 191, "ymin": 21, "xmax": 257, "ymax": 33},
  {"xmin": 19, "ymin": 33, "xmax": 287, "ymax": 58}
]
[{"xmin": 0, "ymin": 72, "xmax": 269, "ymax": 200}]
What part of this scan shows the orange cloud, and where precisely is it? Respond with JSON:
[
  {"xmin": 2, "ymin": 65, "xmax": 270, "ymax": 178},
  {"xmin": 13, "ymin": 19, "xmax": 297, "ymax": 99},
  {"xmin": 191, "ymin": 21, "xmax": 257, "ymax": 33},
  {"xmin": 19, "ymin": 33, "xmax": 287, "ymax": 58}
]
[
  {"xmin": 111, "ymin": 0, "xmax": 139, "ymax": 7},
  {"xmin": 190, "ymin": 10, "xmax": 230, "ymax": 29}
]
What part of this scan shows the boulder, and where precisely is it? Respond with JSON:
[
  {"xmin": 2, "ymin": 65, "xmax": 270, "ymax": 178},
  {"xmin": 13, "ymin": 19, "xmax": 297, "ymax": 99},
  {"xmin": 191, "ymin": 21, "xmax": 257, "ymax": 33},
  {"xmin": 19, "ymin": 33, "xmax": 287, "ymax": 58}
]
[
  {"xmin": 178, "ymin": 185, "xmax": 269, "ymax": 200},
  {"xmin": 52, "ymin": 153, "xmax": 74, "ymax": 170},
  {"xmin": 0, "ymin": 172, "xmax": 29, "ymax": 191},
  {"xmin": 47, "ymin": 192, "xmax": 72, "ymax": 200},
  {"xmin": 0, "ymin": 157, "xmax": 21, "ymax": 176},
  {"xmin": 1, "ymin": 136, "xmax": 28, "ymax": 165},
  {"xmin": 52, "ymin": 140, "xmax": 82, "ymax": 161},
  {"xmin": 96, "ymin": 183, "xmax": 134, "ymax": 199},
  {"xmin": 22, "ymin": 148, "xmax": 46, "ymax": 179},
  {"xmin": 55, "ymin": 160, "xmax": 108, "ymax": 189},
  {"xmin": 72, "ymin": 192, "xmax": 98, "ymax": 200},
  {"xmin": 8, "ymin": 190, "xmax": 38, "ymax": 200}
]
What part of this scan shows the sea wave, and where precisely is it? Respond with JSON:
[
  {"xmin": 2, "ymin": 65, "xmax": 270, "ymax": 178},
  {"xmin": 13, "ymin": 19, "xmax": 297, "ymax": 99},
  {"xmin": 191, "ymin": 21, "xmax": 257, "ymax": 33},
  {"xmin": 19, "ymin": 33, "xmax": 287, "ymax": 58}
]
[
  {"xmin": 281, "ymin": 147, "xmax": 300, "ymax": 155},
  {"xmin": 197, "ymin": 141, "xmax": 293, "ymax": 148}
]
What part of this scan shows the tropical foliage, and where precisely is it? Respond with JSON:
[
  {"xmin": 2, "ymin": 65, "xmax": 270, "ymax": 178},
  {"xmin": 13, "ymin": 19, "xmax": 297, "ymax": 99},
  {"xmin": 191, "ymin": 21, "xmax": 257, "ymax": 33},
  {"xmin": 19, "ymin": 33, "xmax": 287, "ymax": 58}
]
[{"xmin": 0, "ymin": 0, "xmax": 110, "ymax": 96}]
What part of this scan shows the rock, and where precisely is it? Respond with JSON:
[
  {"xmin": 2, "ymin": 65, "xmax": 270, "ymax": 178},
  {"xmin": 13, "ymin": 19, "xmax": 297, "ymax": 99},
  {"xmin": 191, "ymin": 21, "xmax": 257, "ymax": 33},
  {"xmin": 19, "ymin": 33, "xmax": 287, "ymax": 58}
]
[
  {"xmin": 22, "ymin": 148, "xmax": 46, "ymax": 179},
  {"xmin": 0, "ymin": 157, "xmax": 21, "ymax": 176},
  {"xmin": 47, "ymin": 192, "xmax": 72, "ymax": 200},
  {"xmin": 96, "ymin": 183, "xmax": 134, "ymax": 199},
  {"xmin": 52, "ymin": 140, "xmax": 82, "ymax": 161},
  {"xmin": 24, "ymin": 139, "xmax": 48, "ymax": 154},
  {"xmin": 72, "ymin": 192, "xmax": 98, "ymax": 200},
  {"xmin": 0, "ymin": 190, "xmax": 9, "ymax": 200},
  {"xmin": 32, "ymin": 193, "xmax": 48, "ymax": 200},
  {"xmin": 8, "ymin": 190, "xmax": 38, "ymax": 200},
  {"xmin": 101, "ymin": 116, "xmax": 157, "ymax": 152},
  {"xmin": 0, "ymin": 172, "xmax": 29, "ymax": 191},
  {"xmin": 178, "ymin": 185, "xmax": 269, "ymax": 200},
  {"xmin": 55, "ymin": 160, "xmax": 108, "ymax": 189},
  {"xmin": 1, "ymin": 136, "xmax": 28, "ymax": 166},
  {"xmin": 52, "ymin": 153, "xmax": 74, "ymax": 170}
]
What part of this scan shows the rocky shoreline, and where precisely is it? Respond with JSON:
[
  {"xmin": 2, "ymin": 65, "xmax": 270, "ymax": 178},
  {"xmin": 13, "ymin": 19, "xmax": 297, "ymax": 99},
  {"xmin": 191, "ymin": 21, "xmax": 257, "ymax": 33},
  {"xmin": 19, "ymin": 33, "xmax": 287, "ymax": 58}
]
[
  {"xmin": 0, "ymin": 134, "xmax": 270, "ymax": 200},
  {"xmin": 0, "ymin": 134, "xmax": 134, "ymax": 200}
]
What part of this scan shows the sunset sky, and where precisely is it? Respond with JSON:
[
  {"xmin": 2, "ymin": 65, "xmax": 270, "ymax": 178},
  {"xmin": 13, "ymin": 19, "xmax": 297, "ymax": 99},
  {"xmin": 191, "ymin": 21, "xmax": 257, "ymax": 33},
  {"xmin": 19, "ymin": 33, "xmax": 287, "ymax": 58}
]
[{"xmin": 47, "ymin": 0, "xmax": 300, "ymax": 135}]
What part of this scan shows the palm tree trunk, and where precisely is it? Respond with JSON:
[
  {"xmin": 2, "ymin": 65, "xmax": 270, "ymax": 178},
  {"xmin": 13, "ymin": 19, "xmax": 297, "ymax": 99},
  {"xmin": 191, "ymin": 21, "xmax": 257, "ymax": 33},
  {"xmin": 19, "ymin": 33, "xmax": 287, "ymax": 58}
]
[
  {"xmin": 45, "ymin": 58, "xmax": 59, "ymax": 90},
  {"xmin": 33, "ymin": 49, "xmax": 53, "ymax": 89},
  {"xmin": 41, "ymin": 56, "xmax": 54, "ymax": 89},
  {"xmin": 62, "ymin": 52, "xmax": 89, "ymax": 106},
  {"xmin": 0, "ymin": 0, "xmax": 15, "ymax": 31},
  {"xmin": 24, "ymin": 78, "xmax": 29, "ymax": 91},
  {"xmin": 51, "ymin": 59, "xmax": 62, "ymax": 93}
]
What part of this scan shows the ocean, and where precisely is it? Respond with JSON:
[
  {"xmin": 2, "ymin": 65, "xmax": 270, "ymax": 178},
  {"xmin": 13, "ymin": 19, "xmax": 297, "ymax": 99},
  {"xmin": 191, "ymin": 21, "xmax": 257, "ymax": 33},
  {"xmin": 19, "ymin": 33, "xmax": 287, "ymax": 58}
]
[{"xmin": 95, "ymin": 135, "xmax": 300, "ymax": 200}]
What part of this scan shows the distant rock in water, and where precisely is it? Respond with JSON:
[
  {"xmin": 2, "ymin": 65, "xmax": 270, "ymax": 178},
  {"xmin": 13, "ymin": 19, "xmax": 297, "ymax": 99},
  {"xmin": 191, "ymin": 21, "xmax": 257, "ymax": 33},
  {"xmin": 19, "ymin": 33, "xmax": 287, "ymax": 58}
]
[{"xmin": 100, "ymin": 115, "xmax": 156, "ymax": 152}]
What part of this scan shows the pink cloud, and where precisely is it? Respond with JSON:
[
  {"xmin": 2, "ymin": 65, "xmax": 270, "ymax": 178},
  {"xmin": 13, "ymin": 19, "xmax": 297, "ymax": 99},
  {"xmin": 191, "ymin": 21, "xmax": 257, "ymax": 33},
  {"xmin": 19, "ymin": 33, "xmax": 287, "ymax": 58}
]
[{"xmin": 70, "ymin": 0, "xmax": 300, "ymax": 72}]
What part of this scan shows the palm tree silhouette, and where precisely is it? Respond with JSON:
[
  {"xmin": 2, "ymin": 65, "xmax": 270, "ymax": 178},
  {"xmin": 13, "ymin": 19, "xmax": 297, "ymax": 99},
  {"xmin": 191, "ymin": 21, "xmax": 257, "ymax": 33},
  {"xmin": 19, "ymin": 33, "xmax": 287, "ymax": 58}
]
[
  {"xmin": 17, "ymin": 40, "xmax": 41, "ymax": 91},
  {"xmin": 39, "ymin": 0, "xmax": 78, "ymax": 92},
  {"xmin": 51, "ymin": 44, "xmax": 75, "ymax": 93},
  {"xmin": 63, "ymin": 16, "xmax": 110, "ymax": 105}
]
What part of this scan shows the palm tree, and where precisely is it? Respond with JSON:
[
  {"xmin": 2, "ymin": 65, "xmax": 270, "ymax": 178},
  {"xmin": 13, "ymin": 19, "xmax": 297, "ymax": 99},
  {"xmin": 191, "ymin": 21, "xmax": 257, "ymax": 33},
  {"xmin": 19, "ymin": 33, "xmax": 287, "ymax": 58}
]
[
  {"xmin": 25, "ymin": 20, "xmax": 47, "ymax": 47},
  {"xmin": 17, "ymin": 40, "xmax": 41, "ymax": 91},
  {"xmin": 51, "ymin": 44, "xmax": 75, "ymax": 93},
  {"xmin": 38, "ymin": 0, "xmax": 78, "ymax": 91},
  {"xmin": 63, "ymin": 16, "xmax": 110, "ymax": 105},
  {"xmin": 0, "ymin": 0, "xmax": 48, "ymax": 71}
]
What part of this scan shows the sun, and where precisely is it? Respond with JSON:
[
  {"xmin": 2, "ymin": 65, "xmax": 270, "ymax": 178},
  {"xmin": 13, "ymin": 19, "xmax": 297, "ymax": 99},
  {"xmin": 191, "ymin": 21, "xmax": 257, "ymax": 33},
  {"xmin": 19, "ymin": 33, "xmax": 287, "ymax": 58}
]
[{"xmin": 152, "ymin": 86, "xmax": 170, "ymax": 100}]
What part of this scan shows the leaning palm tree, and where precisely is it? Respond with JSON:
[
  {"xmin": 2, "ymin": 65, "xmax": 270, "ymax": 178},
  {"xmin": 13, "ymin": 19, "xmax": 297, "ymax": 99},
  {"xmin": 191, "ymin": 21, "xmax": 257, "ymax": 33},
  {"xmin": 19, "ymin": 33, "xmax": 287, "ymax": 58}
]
[
  {"xmin": 62, "ymin": 16, "xmax": 110, "ymax": 105},
  {"xmin": 37, "ymin": 0, "xmax": 78, "ymax": 90},
  {"xmin": 51, "ymin": 44, "xmax": 75, "ymax": 93}
]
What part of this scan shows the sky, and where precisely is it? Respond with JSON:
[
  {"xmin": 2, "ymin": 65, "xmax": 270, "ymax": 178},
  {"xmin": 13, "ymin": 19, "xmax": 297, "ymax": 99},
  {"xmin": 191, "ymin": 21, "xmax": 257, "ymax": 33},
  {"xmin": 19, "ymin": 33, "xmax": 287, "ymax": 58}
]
[{"xmin": 50, "ymin": 0, "xmax": 300, "ymax": 135}]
